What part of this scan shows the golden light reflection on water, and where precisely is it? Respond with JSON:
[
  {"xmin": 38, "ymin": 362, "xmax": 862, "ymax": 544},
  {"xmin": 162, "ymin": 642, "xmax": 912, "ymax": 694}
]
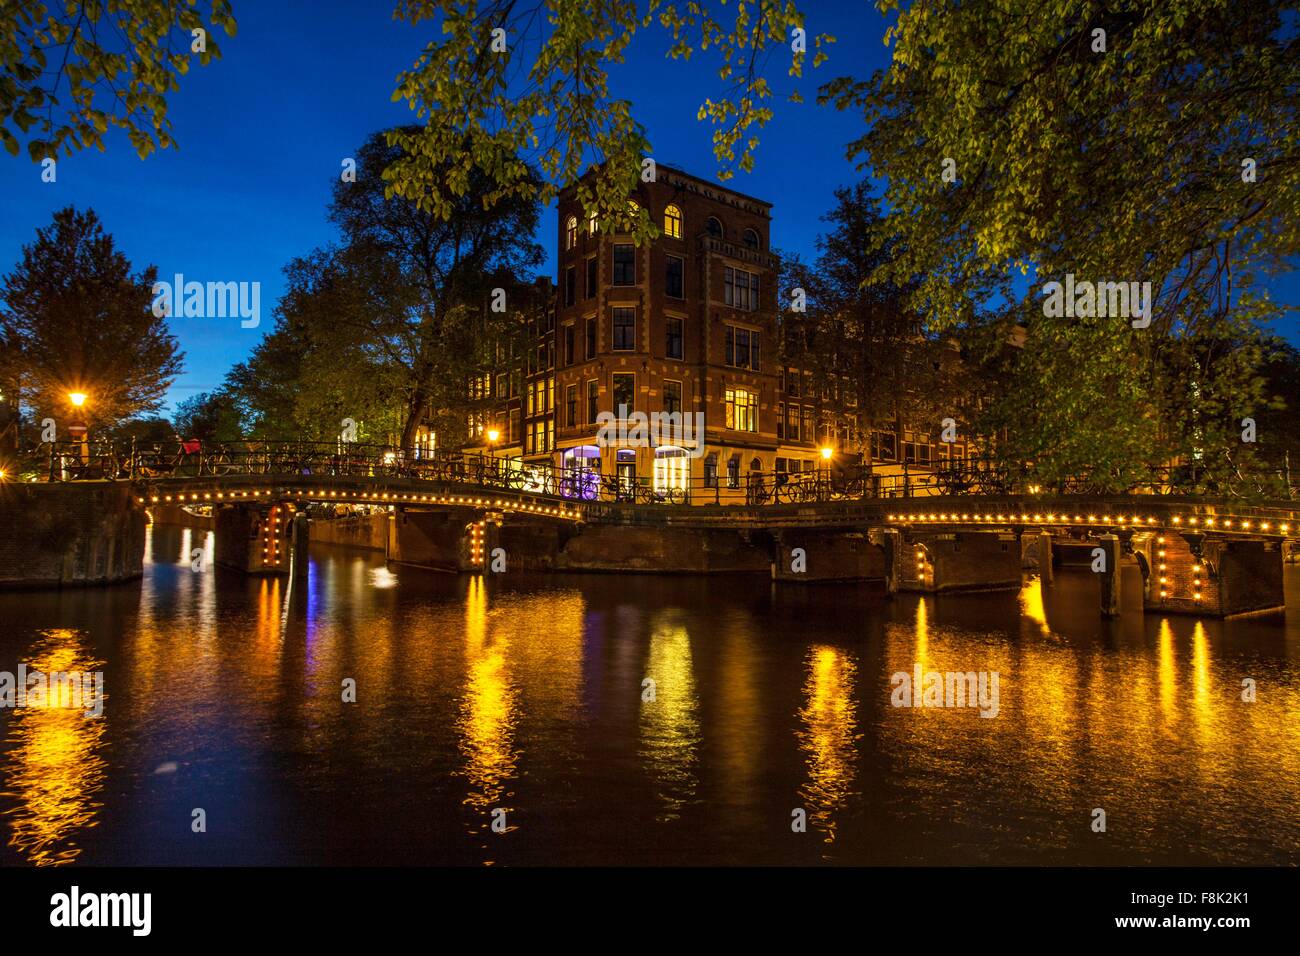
[
  {"xmin": 456, "ymin": 577, "xmax": 519, "ymax": 837},
  {"xmin": 795, "ymin": 645, "xmax": 860, "ymax": 844},
  {"xmin": 1, "ymin": 631, "xmax": 106, "ymax": 866},
  {"xmin": 1020, "ymin": 577, "xmax": 1052, "ymax": 637},
  {"xmin": 639, "ymin": 616, "xmax": 700, "ymax": 821}
]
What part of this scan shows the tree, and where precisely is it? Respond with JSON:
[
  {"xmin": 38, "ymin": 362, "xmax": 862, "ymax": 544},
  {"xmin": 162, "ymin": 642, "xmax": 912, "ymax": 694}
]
[
  {"xmin": 324, "ymin": 128, "xmax": 545, "ymax": 450},
  {"xmin": 819, "ymin": 0, "xmax": 1298, "ymax": 488},
  {"xmin": 1, "ymin": 206, "xmax": 182, "ymax": 433},
  {"xmin": 778, "ymin": 184, "xmax": 982, "ymax": 457},
  {"xmin": 384, "ymin": 1, "xmax": 832, "ymax": 242},
  {"xmin": 172, "ymin": 389, "xmax": 241, "ymax": 442},
  {"xmin": 1, "ymin": 0, "xmax": 237, "ymax": 161}
]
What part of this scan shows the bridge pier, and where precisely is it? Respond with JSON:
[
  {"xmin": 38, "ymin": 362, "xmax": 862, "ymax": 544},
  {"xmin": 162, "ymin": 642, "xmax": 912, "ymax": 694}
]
[
  {"xmin": 1097, "ymin": 533, "xmax": 1122, "ymax": 617},
  {"xmin": 770, "ymin": 530, "xmax": 885, "ymax": 582},
  {"xmin": 1037, "ymin": 530, "xmax": 1054, "ymax": 585},
  {"xmin": 898, "ymin": 531, "xmax": 1021, "ymax": 593},
  {"xmin": 386, "ymin": 507, "xmax": 484, "ymax": 573},
  {"xmin": 291, "ymin": 512, "xmax": 310, "ymax": 578},
  {"xmin": 213, "ymin": 502, "xmax": 293, "ymax": 574},
  {"xmin": 1140, "ymin": 532, "xmax": 1284, "ymax": 617}
]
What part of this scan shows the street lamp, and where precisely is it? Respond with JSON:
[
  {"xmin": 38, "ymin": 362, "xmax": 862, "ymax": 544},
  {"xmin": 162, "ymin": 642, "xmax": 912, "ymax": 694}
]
[
  {"xmin": 818, "ymin": 445, "xmax": 834, "ymax": 497},
  {"xmin": 67, "ymin": 391, "xmax": 90, "ymax": 465}
]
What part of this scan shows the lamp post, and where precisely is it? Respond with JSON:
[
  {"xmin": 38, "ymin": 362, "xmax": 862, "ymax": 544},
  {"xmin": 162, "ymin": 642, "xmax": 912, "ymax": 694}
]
[
  {"xmin": 67, "ymin": 391, "xmax": 89, "ymax": 467},
  {"xmin": 818, "ymin": 444, "xmax": 834, "ymax": 500},
  {"xmin": 484, "ymin": 428, "xmax": 500, "ymax": 483}
]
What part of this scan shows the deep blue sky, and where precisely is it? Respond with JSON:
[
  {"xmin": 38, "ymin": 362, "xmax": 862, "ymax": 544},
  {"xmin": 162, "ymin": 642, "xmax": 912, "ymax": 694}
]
[{"xmin": 1, "ymin": 0, "xmax": 1295, "ymax": 415}]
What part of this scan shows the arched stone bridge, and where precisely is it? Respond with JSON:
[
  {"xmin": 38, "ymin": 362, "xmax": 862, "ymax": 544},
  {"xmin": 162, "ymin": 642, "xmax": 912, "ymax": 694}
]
[{"xmin": 4, "ymin": 441, "xmax": 1295, "ymax": 619}]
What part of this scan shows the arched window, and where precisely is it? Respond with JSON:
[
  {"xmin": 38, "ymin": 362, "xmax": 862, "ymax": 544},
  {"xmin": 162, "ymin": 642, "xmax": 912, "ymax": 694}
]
[
  {"xmin": 664, "ymin": 204, "xmax": 683, "ymax": 239},
  {"xmin": 617, "ymin": 201, "xmax": 640, "ymax": 234},
  {"xmin": 565, "ymin": 216, "xmax": 578, "ymax": 250},
  {"xmin": 587, "ymin": 210, "xmax": 599, "ymax": 235},
  {"xmin": 743, "ymin": 228, "xmax": 760, "ymax": 250},
  {"xmin": 706, "ymin": 216, "xmax": 723, "ymax": 238}
]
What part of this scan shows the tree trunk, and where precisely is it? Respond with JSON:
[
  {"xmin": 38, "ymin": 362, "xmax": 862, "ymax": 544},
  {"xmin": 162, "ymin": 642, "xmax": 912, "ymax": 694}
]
[{"xmin": 400, "ymin": 385, "xmax": 428, "ymax": 453}]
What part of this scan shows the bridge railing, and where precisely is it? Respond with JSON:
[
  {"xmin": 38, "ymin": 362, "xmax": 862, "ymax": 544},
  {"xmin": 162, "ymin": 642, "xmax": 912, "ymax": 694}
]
[{"xmin": 7, "ymin": 441, "xmax": 1294, "ymax": 506}]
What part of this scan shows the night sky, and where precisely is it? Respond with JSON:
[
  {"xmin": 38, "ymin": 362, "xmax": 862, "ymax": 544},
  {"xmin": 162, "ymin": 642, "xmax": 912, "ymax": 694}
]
[{"xmin": 1, "ymin": 0, "xmax": 1294, "ymax": 414}]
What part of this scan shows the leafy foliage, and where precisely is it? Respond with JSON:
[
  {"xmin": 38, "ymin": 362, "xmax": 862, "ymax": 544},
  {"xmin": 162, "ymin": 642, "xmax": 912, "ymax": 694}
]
[
  {"xmin": 385, "ymin": 0, "xmax": 831, "ymax": 242},
  {"xmin": 0, "ymin": 0, "xmax": 237, "ymax": 160},
  {"xmin": 821, "ymin": 0, "xmax": 1298, "ymax": 487}
]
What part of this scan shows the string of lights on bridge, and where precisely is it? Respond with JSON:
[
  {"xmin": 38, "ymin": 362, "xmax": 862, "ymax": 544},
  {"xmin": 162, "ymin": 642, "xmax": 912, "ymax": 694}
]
[
  {"xmin": 140, "ymin": 488, "xmax": 582, "ymax": 521},
  {"xmin": 887, "ymin": 510, "xmax": 1293, "ymax": 535}
]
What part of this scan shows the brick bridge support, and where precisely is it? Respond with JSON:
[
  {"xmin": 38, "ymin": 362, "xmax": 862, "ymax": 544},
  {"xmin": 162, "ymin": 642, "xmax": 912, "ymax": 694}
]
[
  {"xmin": 896, "ymin": 530, "xmax": 1021, "ymax": 593},
  {"xmin": 213, "ymin": 501, "xmax": 294, "ymax": 574},
  {"xmin": 385, "ymin": 506, "xmax": 487, "ymax": 573},
  {"xmin": 1138, "ymin": 531, "xmax": 1283, "ymax": 617},
  {"xmin": 0, "ymin": 483, "xmax": 145, "ymax": 588}
]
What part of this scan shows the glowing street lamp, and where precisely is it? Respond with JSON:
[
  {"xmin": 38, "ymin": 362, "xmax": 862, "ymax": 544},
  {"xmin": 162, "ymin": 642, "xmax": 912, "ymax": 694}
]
[
  {"xmin": 819, "ymin": 445, "xmax": 834, "ymax": 461},
  {"xmin": 66, "ymin": 391, "xmax": 90, "ymax": 465}
]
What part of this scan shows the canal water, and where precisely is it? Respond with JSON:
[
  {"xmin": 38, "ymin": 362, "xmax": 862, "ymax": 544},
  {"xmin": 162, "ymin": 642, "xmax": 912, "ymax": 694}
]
[{"xmin": 1, "ymin": 524, "xmax": 1297, "ymax": 866}]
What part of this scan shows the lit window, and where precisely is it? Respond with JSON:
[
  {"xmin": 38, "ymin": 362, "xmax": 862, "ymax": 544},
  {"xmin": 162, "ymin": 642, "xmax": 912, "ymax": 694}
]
[
  {"xmin": 654, "ymin": 446, "xmax": 690, "ymax": 493},
  {"xmin": 664, "ymin": 205, "xmax": 683, "ymax": 239},
  {"xmin": 725, "ymin": 388, "xmax": 757, "ymax": 432},
  {"xmin": 565, "ymin": 216, "xmax": 578, "ymax": 249}
]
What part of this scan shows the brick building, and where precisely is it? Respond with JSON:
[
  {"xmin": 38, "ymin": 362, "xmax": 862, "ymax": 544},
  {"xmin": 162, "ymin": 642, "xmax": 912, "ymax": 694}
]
[
  {"xmin": 466, "ymin": 164, "xmax": 990, "ymax": 501},
  {"xmin": 473, "ymin": 165, "xmax": 788, "ymax": 501}
]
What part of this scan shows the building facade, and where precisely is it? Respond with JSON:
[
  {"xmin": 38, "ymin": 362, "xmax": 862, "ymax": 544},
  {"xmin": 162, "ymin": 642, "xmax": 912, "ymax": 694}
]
[{"xmin": 469, "ymin": 165, "xmax": 982, "ymax": 501}]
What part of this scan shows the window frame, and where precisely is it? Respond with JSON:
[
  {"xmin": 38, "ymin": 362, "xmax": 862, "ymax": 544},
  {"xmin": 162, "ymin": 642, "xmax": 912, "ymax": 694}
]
[
  {"xmin": 612, "ymin": 243, "xmax": 635, "ymax": 285},
  {"xmin": 664, "ymin": 204, "xmax": 683, "ymax": 239},
  {"xmin": 612, "ymin": 307, "xmax": 635, "ymax": 351}
]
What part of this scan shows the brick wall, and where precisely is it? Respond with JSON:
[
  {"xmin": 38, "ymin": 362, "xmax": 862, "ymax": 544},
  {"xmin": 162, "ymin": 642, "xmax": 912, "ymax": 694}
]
[{"xmin": 0, "ymin": 483, "xmax": 145, "ymax": 588}]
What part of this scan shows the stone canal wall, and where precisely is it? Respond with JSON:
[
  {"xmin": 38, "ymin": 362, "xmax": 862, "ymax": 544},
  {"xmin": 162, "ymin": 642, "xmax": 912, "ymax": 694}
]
[{"xmin": 0, "ymin": 483, "xmax": 145, "ymax": 589}]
